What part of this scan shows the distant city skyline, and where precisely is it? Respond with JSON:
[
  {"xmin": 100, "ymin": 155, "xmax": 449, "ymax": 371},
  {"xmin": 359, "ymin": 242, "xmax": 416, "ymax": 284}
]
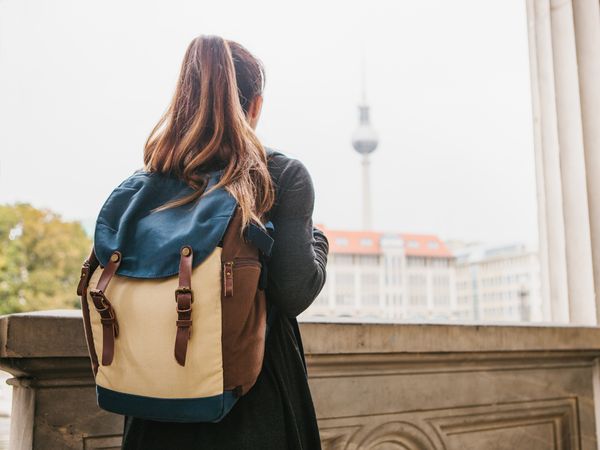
[{"xmin": 0, "ymin": 0, "xmax": 538, "ymax": 247}]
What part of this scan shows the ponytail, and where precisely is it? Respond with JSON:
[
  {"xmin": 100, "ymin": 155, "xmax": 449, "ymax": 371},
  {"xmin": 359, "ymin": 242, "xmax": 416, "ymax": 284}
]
[{"xmin": 144, "ymin": 35, "xmax": 274, "ymax": 229}]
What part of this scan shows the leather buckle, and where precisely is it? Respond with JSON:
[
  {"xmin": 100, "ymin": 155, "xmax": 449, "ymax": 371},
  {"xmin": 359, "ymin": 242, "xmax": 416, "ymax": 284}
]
[
  {"xmin": 90, "ymin": 290, "xmax": 111, "ymax": 312},
  {"xmin": 175, "ymin": 287, "xmax": 193, "ymax": 314},
  {"xmin": 174, "ymin": 287, "xmax": 193, "ymax": 304},
  {"xmin": 90, "ymin": 290, "xmax": 118, "ymax": 336}
]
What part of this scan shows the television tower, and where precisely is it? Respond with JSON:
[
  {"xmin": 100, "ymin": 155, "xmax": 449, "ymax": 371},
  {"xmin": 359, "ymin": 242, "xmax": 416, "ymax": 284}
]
[{"xmin": 351, "ymin": 63, "xmax": 378, "ymax": 230}]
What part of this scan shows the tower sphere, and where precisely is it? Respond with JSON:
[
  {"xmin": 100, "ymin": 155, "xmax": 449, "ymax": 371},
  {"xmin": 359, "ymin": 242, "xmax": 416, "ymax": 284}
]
[
  {"xmin": 352, "ymin": 104, "xmax": 379, "ymax": 155},
  {"xmin": 352, "ymin": 124, "xmax": 378, "ymax": 154}
]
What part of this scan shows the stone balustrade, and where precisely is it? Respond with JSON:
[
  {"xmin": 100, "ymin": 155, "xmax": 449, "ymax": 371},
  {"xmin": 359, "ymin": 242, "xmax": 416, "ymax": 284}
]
[{"xmin": 1, "ymin": 310, "xmax": 600, "ymax": 449}]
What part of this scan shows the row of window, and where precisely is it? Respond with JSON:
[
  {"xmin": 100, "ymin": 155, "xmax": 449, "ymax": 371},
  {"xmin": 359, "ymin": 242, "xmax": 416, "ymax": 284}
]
[
  {"xmin": 481, "ymin": 306, "xmax": 522, "ymax": 318},
  {"xmin": 331, "ymin": 254, "xmax": 453, "ymax": 269},
  {"xmin": 333, "ymin": 273, "xmax": 452, "ymax": 288},
  {"xmin": 479, "ymin": 273, "xmax": 531, "ymax": 286},
  {"xmin": 480, "ymin": 290, "xmax": 527, "ymax": 302},
  {"xmin": 432, "ymin": 275, "xmax": 450, "ymax": 287},
  {"xmin": 409, "ymin": 294, "xmax": 427, "ymax": 306},
  {"xmin": 332, "ymin": 254, "xmax": 379, "ymax": 265},
  {"xmin": 406, "ymin": 257, "xmax": 451, "ymax": 268},
  {"xmin": 334, "ymin": 237, "xmax": 442, "ymax": 251},
  {"xmin": 316, "ymin": 294, "xmax": 454, "ymax": 309},
  {"xmin": 476, "ymin": 255, "xmax": 534, "ymax": 271}
]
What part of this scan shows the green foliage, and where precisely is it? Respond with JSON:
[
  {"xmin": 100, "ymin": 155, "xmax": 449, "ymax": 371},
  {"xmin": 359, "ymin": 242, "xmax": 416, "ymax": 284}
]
[{"xmin": 0, "ymin": 203, "xmax": 91, "ymax": 314}]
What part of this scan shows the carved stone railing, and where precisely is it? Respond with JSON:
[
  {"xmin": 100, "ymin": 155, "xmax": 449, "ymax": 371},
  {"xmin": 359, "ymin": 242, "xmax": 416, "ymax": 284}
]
[{"xmin": 1, "ymin": 311, "xmax": 600, "ymax": 449}]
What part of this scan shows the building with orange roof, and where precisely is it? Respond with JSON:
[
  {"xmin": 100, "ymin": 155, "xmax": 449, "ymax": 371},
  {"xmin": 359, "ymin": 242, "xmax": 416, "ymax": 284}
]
[
  {"xmin": 301, "ymin": 225, "xmax": 543, "ymax": 323},
  {"xmin": 302, "ymin": 226, "xmax": 458, "ymax": 320}
]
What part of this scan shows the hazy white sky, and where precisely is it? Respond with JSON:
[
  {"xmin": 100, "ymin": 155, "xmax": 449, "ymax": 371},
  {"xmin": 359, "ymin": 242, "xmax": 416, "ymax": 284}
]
[{"xmin": 0, "ymin": 0, "xmax": 538, "ymax": 246}]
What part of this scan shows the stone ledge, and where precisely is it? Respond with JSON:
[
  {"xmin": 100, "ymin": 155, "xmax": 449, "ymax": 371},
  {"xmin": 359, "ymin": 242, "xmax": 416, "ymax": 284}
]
[
  {"xmin": 0, "ymin": 310, "xmax": 87, "ymax": 359},
  {"xmin": 299, "ymin": 320, "xmax": 600, "ymax": 354},
  {"xmin": 2, "ymin": 310, "xmax": 600, "ymax": 360}
]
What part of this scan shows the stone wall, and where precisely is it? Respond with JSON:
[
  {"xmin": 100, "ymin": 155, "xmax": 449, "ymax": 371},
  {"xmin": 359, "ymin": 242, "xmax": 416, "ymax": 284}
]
[{"xmin": 1, "ymin": 311, "xmax": 600, "ymax": 449}]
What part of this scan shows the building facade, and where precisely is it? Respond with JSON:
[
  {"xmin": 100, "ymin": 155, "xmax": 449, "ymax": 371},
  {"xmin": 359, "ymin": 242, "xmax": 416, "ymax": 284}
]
[
  {"xmin": 302, "ymin": 229, "xmax": 542, "ymax": 323},
  {"xmin": 452, "ymin": 242, "xmax": 543, "ymax": 322},
  {"xmin": 303, "ymin": 228, "xmax": 457, "ymax": 320}
]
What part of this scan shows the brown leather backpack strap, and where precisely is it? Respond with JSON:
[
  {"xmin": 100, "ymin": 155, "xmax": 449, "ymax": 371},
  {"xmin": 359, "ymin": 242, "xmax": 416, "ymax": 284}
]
[
  {"xmin": 78, "ymin": 248, "xmax": 101, "ymax": 374},
  {"xmin": 77, "ymin": 248, "xmax": 99, "ymax": 296},
  {"xmin": 174, "ymin": 245, "xmax": 194, "ymax": 366},
  {"xmin": 89, "ymin": 251, "xmax": 122, "ymax": 366}
]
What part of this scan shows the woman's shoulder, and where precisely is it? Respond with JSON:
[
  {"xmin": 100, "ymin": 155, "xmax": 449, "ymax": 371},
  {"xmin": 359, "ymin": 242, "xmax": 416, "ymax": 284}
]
[
  {"xmin": 264, "ymin": 147, "xmax": 315, "ymax": 218},
  {"xmin": 265, "ymin": 146, "xmax": 294, "ymax": 172},
  {"xmin": 265, "ymin": 147, "xmax": 312, "ymax": 187}
]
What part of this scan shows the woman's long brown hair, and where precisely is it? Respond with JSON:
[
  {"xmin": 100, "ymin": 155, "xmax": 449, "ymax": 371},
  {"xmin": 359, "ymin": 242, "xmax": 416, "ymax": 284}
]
[{"xmin": 143, "ymin": 35, "xmax": 274, "ymax": 228}]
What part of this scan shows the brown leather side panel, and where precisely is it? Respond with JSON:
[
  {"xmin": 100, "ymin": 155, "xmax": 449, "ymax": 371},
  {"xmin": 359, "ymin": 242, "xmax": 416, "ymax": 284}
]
[
  {"xmin": 220, "ymin": 209, "xmax": 267, "ymax": 395},
  {"xmin": 79, "ymin": 251, "xmax": 100, "ymax": 376}
]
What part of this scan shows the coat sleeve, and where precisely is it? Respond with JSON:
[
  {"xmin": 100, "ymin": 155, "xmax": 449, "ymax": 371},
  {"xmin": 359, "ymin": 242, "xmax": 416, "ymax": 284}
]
[{"xmin": 266, "ymin": 158, "xmax": 329, "ymax": 318}]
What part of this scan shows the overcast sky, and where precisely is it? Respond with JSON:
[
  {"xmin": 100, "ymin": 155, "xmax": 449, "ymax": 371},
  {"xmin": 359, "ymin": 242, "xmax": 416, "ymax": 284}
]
[{"xmin": 0, "ymin": 0, "xmax": 538, "ymax": 247}]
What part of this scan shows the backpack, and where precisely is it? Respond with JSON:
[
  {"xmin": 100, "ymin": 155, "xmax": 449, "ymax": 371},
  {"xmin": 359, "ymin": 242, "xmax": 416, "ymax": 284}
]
[{"xmin": 76, "ymin": 169, "xmax": 274, "ymax": 423}]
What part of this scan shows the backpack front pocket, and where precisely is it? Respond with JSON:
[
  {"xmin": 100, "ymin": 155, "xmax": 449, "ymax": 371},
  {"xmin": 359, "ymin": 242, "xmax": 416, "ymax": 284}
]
[{"xmin": 221, "ymin": 256, "xmax": 266, "ymax": 395}]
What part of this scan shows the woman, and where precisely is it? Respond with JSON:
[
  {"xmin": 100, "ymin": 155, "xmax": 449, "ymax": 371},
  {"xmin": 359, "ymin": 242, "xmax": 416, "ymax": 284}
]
[{"xmin": 121, "ymin": 35, "xmax": 328, "ymax": 450}]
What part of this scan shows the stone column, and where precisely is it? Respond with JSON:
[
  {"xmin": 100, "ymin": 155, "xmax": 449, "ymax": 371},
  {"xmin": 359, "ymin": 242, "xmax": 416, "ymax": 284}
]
[
  {"xmin": 527, "ymin": 0, "xmax": 598, "ymax": 324},
  {"xmin": 572, "ymin": 0, "xmax": 600, "ymax": 324},
  {"xmin": 526, "ymin": 0, "xmax": 552, "ymax": 321},
  {"xmin": 549, "ymin": 0, "xmax": 596, "ymax": 324},
  {"xmin": 529, "ymin": 0, "xmax": 570, "ymax": 322}
]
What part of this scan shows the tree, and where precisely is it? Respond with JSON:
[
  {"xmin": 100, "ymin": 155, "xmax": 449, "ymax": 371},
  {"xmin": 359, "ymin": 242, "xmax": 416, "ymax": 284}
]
[{"xmin": 0, "ymin": 203, "xmax": 91, "ymax": 314}]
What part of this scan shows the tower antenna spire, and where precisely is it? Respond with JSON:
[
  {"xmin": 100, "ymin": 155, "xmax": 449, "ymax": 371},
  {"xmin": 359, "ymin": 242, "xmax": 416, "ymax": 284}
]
[{"xmin": 360, "ymin": 53, "xmax": 367, "ymax": 105}]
